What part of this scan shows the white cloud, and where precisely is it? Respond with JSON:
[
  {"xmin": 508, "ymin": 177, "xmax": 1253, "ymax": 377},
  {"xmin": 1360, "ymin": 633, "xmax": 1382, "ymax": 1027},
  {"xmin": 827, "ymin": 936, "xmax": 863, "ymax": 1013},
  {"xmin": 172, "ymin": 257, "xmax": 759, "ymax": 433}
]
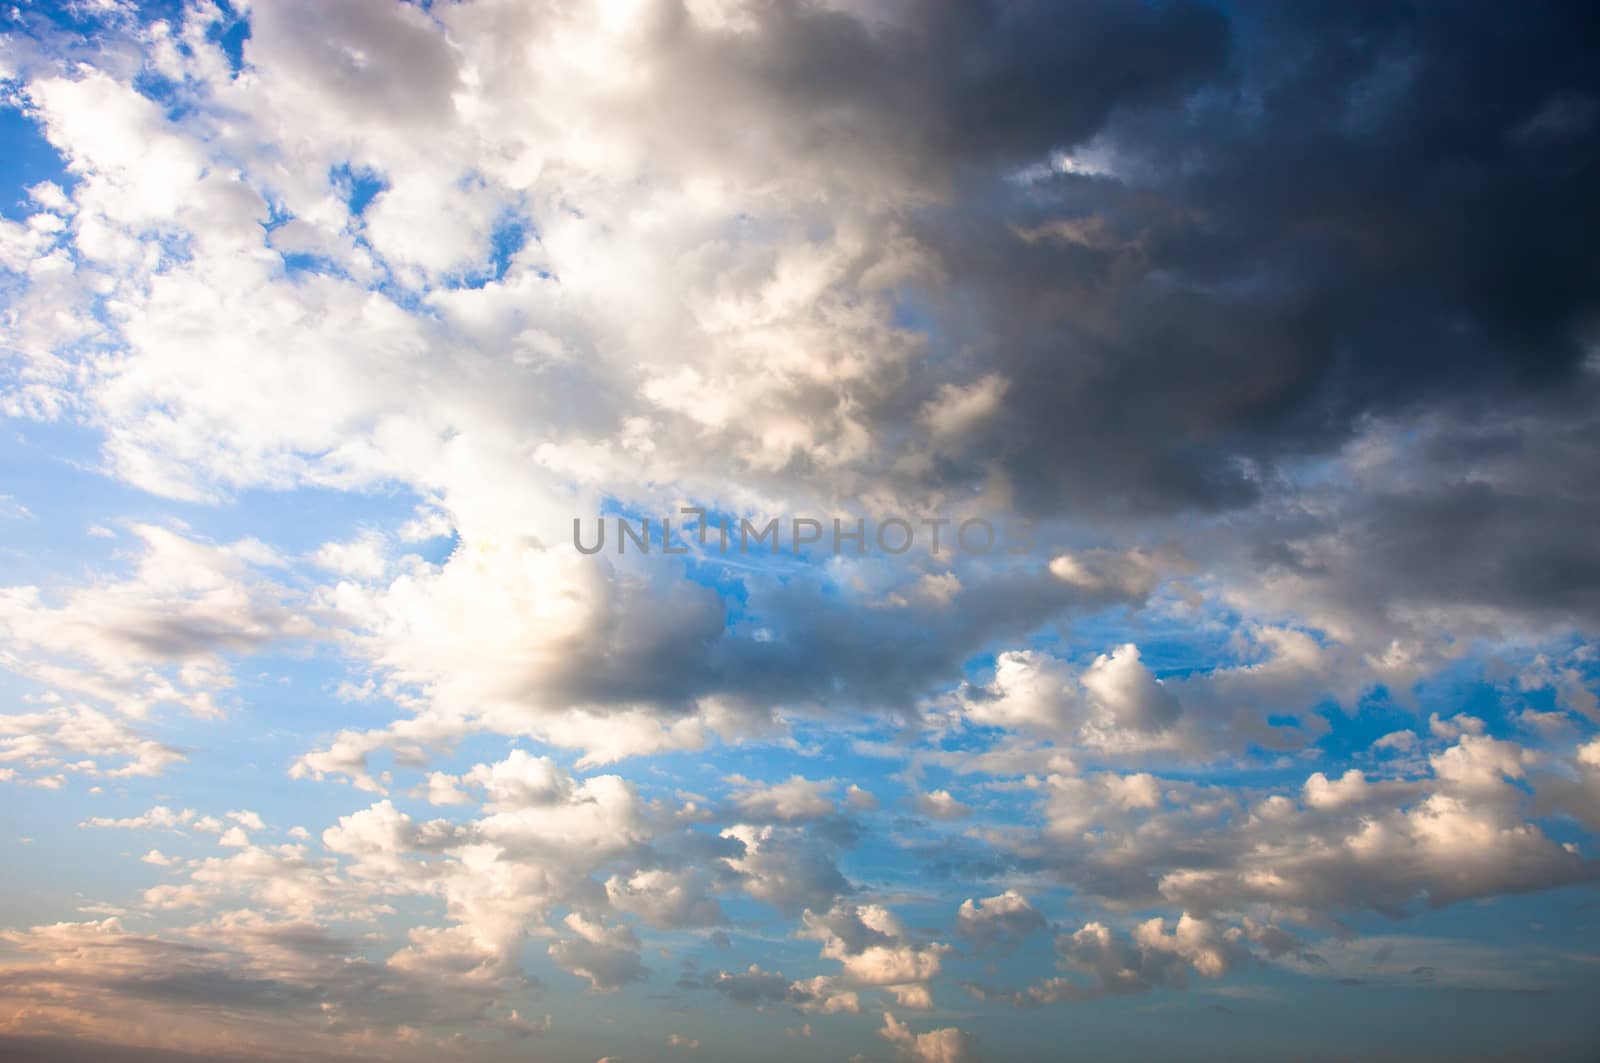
[
  {"xmin": 729, "ymin": 774, "xmax": 837, "ymax": 822},
  {"xmin": 802, "ymin": 903, "xmax": 950, "ymax": 1008},
  {"xmin": 548, "ymin": 913, "xmax": 646, "ymax": 992},
  {"xmin": 880, "ymin": 1011, "xmax": 977, "ymax": 1063},
  {"xmin": 605, "ymin": 868, "xmax": 724, "ymax": 929},
  {"xmin": 956, "ymin": 890, "xmax": 1046, "ymax": 952},
  {"xmin": 920, "ymin": 373, "xmax": 1009, "ymax": 442},
  {"xmin": 720, "ymin": 824, "xmax": 850, "ymax": 915},
  {"xmin": 1081, "ymin": 643, "xmax": 1180, "ymax": 735},
  {"xmin": 310, "ymin": 531, "xmax": 390, "ymax": 581},
  {"xmin": 915, "ymin": 789, "xmax": 972, "ymax": 821}
]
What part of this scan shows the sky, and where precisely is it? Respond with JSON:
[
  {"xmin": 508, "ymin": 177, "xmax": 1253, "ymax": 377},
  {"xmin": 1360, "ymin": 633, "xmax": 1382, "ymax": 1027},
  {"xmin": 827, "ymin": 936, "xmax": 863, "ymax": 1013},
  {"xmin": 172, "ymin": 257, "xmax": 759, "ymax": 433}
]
[{"xmin": 1, "ymin": 1, "xmax": 1599, "ymax": 1060}]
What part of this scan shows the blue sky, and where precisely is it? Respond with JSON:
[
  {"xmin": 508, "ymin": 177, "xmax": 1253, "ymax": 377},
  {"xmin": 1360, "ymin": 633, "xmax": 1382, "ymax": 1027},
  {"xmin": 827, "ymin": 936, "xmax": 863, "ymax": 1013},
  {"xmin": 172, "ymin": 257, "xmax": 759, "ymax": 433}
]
[{"xmin": 2, "ymin": 2, "xmax": 1599, "ymax": 1061}]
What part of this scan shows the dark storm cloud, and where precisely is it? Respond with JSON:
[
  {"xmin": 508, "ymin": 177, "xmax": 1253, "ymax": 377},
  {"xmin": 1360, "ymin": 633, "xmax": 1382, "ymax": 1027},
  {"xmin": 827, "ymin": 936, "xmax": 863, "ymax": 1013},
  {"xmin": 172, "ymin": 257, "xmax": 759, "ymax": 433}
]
[
  {"xmin": 502, "ymin": 550, "xmax": 1154, "ymax": 724},
  {"xmin": 636, "ymin": 0, "xmax": 1230, "ymax": 184},
  {"xmin": 904, "ymin": 0, "xmax": 1600, "ymax": 518},
  {"xmin": 1210, "ymin": 387, "xmax": 1600, "ymax": 632},
  {"xmin": 710, "ymin": 563, "xmax": 1151, "ymax": 712}
]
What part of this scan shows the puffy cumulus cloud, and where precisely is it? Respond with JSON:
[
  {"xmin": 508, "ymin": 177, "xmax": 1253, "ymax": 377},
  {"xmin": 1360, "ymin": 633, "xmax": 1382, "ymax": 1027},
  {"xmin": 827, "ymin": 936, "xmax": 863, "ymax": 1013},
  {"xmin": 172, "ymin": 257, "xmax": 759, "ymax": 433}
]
[
  {"xmin": 947, "ymin": 622, "xmax": 1513, "ymax": 764},
  {"xmin": 1128, "ymin": 913, "xmax": 1242, "ymax": 979},
  {"xmin": 461, "ymin": 749, "xmax": 571, "ymax": 811},
  {"xmin": 1427, "ymin": 734, "xmax": 1536, "ymax": 796},
  {"xmin": 302, "ymin": 745, "xmax": 652, "ymax": 872},
  {"xmin": 958, "ymin": 649, "xmax": 1076, "ymax": 734},
  {"xmin": 288, "ymin": 726, "xmax": 412, "ymax": 795},
  {"xmin": 954, "ymin": 630, "xmax": 1406, "ymax": 768},
  {"xmin": 845, "ymin": 784, "xmax": 879, "ymax": 811},
  {"xmin": 727, "ymin": 774, "xmax": 838, "ymax": 823},
  {"xmin": 915, "ymin": 789, "xmax": 972, "ymax": 821},
  {"xmin": 547, "ymin": 913, "xmax": 646, "ymax": 992},
  {"xmin": 604, "ymin": 868, "xmax": 724, "ymax": 930},
  {"xmin": 1519, "ymin": 652, "xmax": 1600, "ymax": 723},
  {"xmin": 955, "ymin": 642, "xmax": 1180, "ymax": 751},
  {"xmin": 317, "ymin": 540, "xmax": 732, "ymax": 750},
  {"xmin": 1004, "ymin": 915, "xmax": 1243, "ymax": 1005},
  {"xmin": 309, "ymin": 531, "xmax": 390, "ymax": 582},
  {"xmin": 102, "ymin": 755, "xmax": 711, "ymax": 1009},
  {"xmin": 960, "ymin": 729, "xmax": 1600, "ymax": 922},
  {"xmin": 705, "ymin": 964, "xmax": 859, "ymax": 1015},
  {"xmin": 1532, "ymin": 737, "xmax": 1600, "ymax": 832},
  {"xmin": 321, "ymin": 799, "xmax": 463, "ymax": 878},
  {"xmin": 801, "ymin": 903, "xmax": 950, "ymax": 1009},
  {"xmin": 296, "ymin": 532, "xmax": 1150, "ymax": 776},
  {"xmin": 24, "ymin": 68, "xmax": 205, "ymax": 228},
  {"xmin": 1373, "ymin": 729, "xmax": 1419, "ymax": 753},
  {"xmin": 970, "ymin": 913, "xmax": 1320, "ymax": 1011},
  {"xmin": 720, "ymin": 824, "xmax": 852, "ymax": 916},
  {"xmin": 880, "ymin": 1011, "xmax": 977, "ymax": 1063},
  {"xmin": 475, "ymin": 771, "xmax": 646, "ymax": 861},
  {"xmin": 1030, "ymin": 770, "xmax": 1200, "ymax": 863},
  {"xmin": 26, "ymin": 756, "xmax": 816, "ymax": 1049},
  {"xmin": 1300, "ymin": 769, "xmax": 1418, "ymax": 813},
  {"xmin": 150, "ymin": 840, "xmax": 357, "ymax": 920},
  {"xmin": 1154, "ymin": 764, "xmax": 1596, "ymax": 919},
  {"xmin": 1099, "ymin": 772, "xmax": 1162, "ymax": 811},
  {"xmin": 785, "ymin": 974, "xmax": 862, "ymax": 1016},
  {"xmin": 1080, "ymin": 643, "xmax": 1180, "ymax": 736},
  {"xmin": 954, "ymin": 890, "xmax": 1046, "ymax": 954}
]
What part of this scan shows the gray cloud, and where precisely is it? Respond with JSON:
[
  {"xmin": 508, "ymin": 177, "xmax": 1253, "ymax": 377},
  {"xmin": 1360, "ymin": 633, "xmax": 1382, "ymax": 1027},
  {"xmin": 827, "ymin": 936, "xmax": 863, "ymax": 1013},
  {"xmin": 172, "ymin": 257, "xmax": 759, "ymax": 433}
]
[{"xmin": 889, "ymin": 1, "xmax": 1600, "ymax": 531}]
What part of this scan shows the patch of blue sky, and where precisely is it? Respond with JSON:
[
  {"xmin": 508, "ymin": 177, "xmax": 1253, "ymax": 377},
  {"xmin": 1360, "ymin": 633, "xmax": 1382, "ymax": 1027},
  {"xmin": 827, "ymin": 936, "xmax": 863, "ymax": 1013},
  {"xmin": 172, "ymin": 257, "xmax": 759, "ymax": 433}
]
[
  {"xmin": 205, "ymin": 481, "xmax": 439, "ymax": 556},
  {"xmin": 0, "ymin": 421, "xmax": 157, "ymax": 578},
  {"xmin": 1039, "ymin": 603, "xmax": 1235, "ymax": 673},
  {"xmin": 178, "ymin": 646, "xmax": 361, "ymax": 743},
  {"xmin": 204, "ymin": 0, "xmax": 250, "ymax": 75},
  {"xmin": 204, "ymin": 484, "xmax": 437, "ymax": 559},
  {"xmin": 588, "ymin": 499, "xmax": 816, "ymax": 628},
  {"xmin": 636, "ymin": 502, "xmax": 825, "ymax": 569},
  {"xmin": 0, "ymin": 795, "xmax": 124, "ymax": 927},
  {"xmin": 331, "ymin": 162, "xmax": 387, "ymax": 217},
  {"xmin": 441, "ymin": 215, "xmax": 530, "ymax": 291},
  {"xmin": 274, "ymin": 249, "xmax": 347, "ymax": 278},
  {"xmin": 258, "ymin": 208, "xmax": 343, "ymax": 281},
  {"xmin": 0, "ymin": 103, "xmax": 70, "ymax": 220},
  {"xmin": 369, "ymin": 275, "xmax": 435, "ymax": 315},
  {"xmin": 129, "ymin": 66, "xmax": 192, "ymax": 121},
  {"xmin": 14, "ymin": 0, "xmax": 168, "ymax": 35}
]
